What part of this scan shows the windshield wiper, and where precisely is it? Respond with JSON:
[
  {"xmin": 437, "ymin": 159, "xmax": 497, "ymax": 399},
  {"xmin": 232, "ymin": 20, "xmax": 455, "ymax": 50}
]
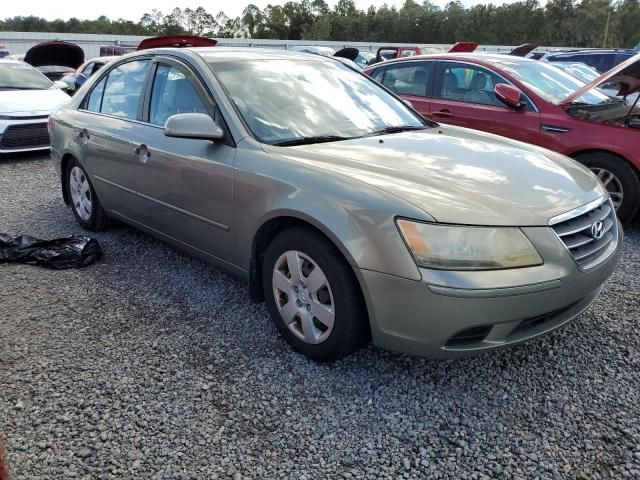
[
  {"xmin": 365, "ymin": 125, "xmax": 430, "ymax": 136},
  {"xmin": 272, "ymin": 135, "xmax": 352, "ymax": 147}
]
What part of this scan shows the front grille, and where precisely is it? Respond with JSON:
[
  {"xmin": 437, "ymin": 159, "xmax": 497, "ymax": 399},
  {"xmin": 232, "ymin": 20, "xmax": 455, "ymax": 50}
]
[
  {"xmin": 0, "ymin": 123, "xmax": 50, "ymax": 149},
  {"xmin": 550, "ymin": 197, "xmax": 618, "ymax": 270}
]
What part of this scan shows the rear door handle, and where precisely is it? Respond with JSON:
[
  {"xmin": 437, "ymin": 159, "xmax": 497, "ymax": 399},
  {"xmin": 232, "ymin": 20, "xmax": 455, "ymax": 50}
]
[
  {"xmin": 433, "ymin": 110, "xmax": 454, "ymax": 118},
  {"xmin": 134, "ymin": 144, "xmax": 151, "ymax": 164},
  {"xmin": 74, "ymin": 127, "xmax": 90, "ymax": 144}
]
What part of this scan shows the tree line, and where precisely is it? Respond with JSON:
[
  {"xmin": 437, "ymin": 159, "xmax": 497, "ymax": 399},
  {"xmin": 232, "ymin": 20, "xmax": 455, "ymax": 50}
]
[{"xmin": 1, "ymin": 0, "xmax": 639, "ymax": 49}]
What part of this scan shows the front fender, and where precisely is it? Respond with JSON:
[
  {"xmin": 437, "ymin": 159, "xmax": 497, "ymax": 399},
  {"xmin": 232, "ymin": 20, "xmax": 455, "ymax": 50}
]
[{"xmin": 232, "ymin": 144, "xmax": 430, "ymax": 281}]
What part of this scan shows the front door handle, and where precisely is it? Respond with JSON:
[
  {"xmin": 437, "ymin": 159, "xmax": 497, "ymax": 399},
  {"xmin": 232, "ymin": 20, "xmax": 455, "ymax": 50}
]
[
  {"xmin": 433, "ymin": 109, "xmax": 454, "ymax": 118},
  {"xmin": 134, "ymin": 144, "xmax": 151, "ymax": 164}
]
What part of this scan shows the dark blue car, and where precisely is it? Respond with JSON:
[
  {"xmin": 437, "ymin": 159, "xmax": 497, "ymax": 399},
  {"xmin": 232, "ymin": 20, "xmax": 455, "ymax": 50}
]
[{"xmin": 543, "ymin": 48, "xmax": 637, "ymax": 73}]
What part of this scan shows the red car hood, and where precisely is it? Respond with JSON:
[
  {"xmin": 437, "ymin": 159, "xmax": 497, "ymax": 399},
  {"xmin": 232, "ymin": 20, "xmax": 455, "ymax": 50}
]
[
  {"xmin": 137, "ymin": 35, "xmax": 217, "ymax": 50},
  {"xmin": 560, "ymin": 52, "xmax": 640, "ymax": 105}
]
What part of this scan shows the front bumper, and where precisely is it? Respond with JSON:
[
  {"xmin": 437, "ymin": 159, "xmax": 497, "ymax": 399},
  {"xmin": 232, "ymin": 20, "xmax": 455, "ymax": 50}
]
[
  {"xmin": 359, "ymin": 224, "xmax": 622, "ymax": 358},
  {"xmin": 0, "ymin": 117, "xmax": 51, "ymax": 153}
]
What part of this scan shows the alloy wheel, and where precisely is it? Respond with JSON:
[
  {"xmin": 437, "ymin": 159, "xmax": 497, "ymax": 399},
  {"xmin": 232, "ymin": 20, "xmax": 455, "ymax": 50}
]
[
  {"xmin": 591, "ymin": 167, "xmax": 623, "ymax": 210},
  {"xmin": 272, "ymin": 250, "xmax": 335, "ymax": 345},
  {"xmin": 69, "ymin": 166, "xmax": 92, "ymax": 221}
]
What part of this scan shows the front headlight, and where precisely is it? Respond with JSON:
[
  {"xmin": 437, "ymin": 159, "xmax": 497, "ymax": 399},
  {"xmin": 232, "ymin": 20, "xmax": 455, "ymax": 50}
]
[{"xmin": 396, "ymin": 219, "xmax": 543, "ymax": 270}]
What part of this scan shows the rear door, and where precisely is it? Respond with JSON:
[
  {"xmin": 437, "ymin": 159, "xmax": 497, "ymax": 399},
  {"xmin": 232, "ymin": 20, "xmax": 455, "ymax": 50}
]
[
  {"xmin": 127, "ymin": 57, "xmax": 235, "ymax": 262},
  {"xmin": 376, "ymin": 60, "xmax": 436, "ymax": 116},
  {"xmin": 74, "ymin": 58, "xmax": 152, "ymax": 220},
  {"xmin": 429, "ymin": 60, "xmax": 541, "ymax": 145}
]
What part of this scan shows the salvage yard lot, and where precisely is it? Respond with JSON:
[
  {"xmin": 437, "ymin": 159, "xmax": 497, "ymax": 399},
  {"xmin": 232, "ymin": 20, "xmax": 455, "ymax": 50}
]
[{"xmin": 1, "ymin": 154, "xmax": 639, "ymax": 479}]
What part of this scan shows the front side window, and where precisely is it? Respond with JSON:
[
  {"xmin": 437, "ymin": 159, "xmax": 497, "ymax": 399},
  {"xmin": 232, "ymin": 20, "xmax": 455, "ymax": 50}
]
[
  {"xmin": 370, "ymin": 67, "xmax": 385, "ymax": 83},
  {"xmin": 382, "ymin": 62, "xmax": 434, "ymax": 97},
  {"xmin": 436, "ymin": 62, "xmax": 504, "ymax": 106},
  {"xmin": 209, "ymin": 58, "xmax": 427, "ymax": 145},
  {"xmin": 149, "ymin": 64, "xmax": 208, "ymax": 126},
  {"xmin": 100, "ymin": 60, "xmax": 150, "ymax": 119}
]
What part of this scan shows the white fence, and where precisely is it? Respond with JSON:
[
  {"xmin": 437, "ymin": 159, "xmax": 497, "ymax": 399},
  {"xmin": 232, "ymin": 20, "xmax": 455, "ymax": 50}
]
[{"xmin": 0, "ymin": 31, "xmax": 556, "ymax": 59}]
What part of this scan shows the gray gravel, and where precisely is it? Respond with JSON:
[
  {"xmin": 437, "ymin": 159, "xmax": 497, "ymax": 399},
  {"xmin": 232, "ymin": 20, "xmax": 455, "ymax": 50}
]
[{"xmin": 1, "ymin": 153, "xmax": 639, "ymax": 480}]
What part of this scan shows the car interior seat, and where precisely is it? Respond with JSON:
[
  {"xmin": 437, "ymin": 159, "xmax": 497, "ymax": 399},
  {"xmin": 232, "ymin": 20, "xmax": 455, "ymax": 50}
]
[
  {"xmin": 408, "ymin": 69, "xmax": 428, "ymax": 96},
  {"xmin": 464, "ymin": 73, "xmax": 493, "ymax": 104}
]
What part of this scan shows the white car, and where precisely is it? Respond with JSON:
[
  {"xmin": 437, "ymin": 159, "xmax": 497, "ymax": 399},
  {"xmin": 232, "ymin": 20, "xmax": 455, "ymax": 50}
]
[{"xmin": 0, "ymin": 60, "xmax": 69, "ymax": 153}]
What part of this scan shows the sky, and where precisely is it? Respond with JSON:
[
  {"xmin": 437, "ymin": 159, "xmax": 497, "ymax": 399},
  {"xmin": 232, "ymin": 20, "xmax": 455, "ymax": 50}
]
[{"xmin": 2, "ymin": 1, "xmax": 522, "ymax": 23}]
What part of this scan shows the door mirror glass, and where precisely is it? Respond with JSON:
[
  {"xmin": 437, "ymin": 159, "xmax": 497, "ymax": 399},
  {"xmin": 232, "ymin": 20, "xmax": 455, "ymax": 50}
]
[
  {"xmin": 164, "ymin": 113, "xmax": 224, "ymax": 141},
  {"xmin": 494, "ymin": 83, "xmax": 524, "ymax": 109}
]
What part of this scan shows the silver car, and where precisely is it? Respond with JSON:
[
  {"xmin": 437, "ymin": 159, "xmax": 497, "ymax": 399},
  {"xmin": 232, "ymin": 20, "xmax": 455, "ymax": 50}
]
[
  {"xmin": 50, "ymin": 48, "xmax": 622, "ymax": 361},
  {"xmin": 0, "ymin": 60, "xmax": 69, "ymax": 152}
]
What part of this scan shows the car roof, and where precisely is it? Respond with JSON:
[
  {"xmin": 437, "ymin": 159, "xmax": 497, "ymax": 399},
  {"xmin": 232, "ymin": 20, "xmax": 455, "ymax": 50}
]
[
  {"xmin": 87, "ymin": 56, "xmax": 118, "ymax": 63},
  {"xmin": 546, "ymin": 49, "xmax": 635, "ymax": 56},
  {"xmin": 183, "ymin": 47, "xmax": 338, "ymax": 63},
  {"xmin": 365, "ymin": 52, "xmax": 536, "ymax": 69}
]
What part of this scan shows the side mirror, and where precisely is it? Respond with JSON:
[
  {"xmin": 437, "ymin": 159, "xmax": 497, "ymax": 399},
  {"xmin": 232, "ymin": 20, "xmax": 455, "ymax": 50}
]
[
  {"xmin": 53, "ymin": 80, "xmax": 69, "ymax": 91},
  {"xmin": 402, "ymin": 98, "xmax": 414, "ymax": 109},
  {"xmin": 164, "ymin": 113, "xmax": 224, "ymax": 141},
  {"xmin": 494, "ymin": 83, "xmax": 524, "ymax": 109}
]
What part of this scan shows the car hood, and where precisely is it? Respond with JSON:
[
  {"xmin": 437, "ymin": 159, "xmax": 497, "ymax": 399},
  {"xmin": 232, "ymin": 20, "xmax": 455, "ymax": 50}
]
[
  {"xmin": 0, "ymin": 88, "xmax": 69, "ymax": 115},
  {"xmin": 265, "ymin": 125, "xmax": 604, "ymax": 226},
  {"xmin": 24, "ymin": 41, "xmax": 84, "ymax": 69},
  {"xmin": 137, "ymin": 35, "xmax": 217, "ymax": 50},
  {"xmin": 561, "ymin": 52, "xmax": 640, "ymax": 104}
]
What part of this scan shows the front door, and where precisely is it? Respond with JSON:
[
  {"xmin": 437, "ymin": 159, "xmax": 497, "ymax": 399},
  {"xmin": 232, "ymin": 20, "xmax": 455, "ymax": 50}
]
[
  {"xmin": 429, "ymin": 61, "xmax": 541, "ymax": 145},
  {"xmin": 128, "ymin": 59, "xmax": 235, "ymax": 262}
]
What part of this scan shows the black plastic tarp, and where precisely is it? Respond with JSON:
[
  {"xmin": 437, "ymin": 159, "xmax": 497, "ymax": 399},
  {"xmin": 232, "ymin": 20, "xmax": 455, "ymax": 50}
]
[{"xmin": 0, "ymin": 234, "xmax": 101, "ymax": 269}]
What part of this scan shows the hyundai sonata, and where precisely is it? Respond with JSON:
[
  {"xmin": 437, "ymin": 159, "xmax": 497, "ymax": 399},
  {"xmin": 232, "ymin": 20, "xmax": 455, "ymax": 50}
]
[{"xmin": 49, "ymin": 48, "xmax": 621, "ymax": 361}]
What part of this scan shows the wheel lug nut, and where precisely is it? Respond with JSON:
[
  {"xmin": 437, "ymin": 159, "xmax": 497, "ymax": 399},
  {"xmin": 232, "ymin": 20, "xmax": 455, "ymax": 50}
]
[
  {"xmin": 296, "ymin": 300, "xmax": 302, "ymax": 307},
  {"xmin": 306, "ymin": 304, "xmax": 311, "ymax": 312}
]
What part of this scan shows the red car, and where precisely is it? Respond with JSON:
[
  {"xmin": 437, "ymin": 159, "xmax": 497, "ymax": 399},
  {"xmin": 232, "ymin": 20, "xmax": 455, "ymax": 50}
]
[
  {"xmin": 371, "ymin": 42, "xmax": 478, "ymax": 65},
  {"xmin": 364, "ymin": 53, "xmax": 640, "ymax": 221}
]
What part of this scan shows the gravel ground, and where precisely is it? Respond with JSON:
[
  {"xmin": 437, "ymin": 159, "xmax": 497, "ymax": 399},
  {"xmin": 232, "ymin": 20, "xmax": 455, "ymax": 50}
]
[{"xmin": 1, "ymin": 153, "xmax": 639, "ymax": 480}]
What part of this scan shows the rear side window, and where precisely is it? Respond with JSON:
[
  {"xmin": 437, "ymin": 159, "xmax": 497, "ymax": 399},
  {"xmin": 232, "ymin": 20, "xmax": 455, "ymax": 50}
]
[
  {"xmin": 85, "ymin": 76, "xmax": 107, "ymax": 113},
  {"xmin": 370, "ymin": 67, "xmax": 384, "ymax": 83},
  {"xmin": 149, "ymin": 64, "xmax": 208, "ymax": 126},
  {"xmin": 99, "ymin": 60, "xmax": 150, "ymax": 119},
  {"xmin": 382, "ymin": 62, "xmax": 434, "ymax": 97}
]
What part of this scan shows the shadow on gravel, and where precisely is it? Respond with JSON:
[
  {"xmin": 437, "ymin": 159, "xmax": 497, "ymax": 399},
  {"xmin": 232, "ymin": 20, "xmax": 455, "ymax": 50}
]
[{"xmin": 0, "ymin": 151, "xmax": 50, "ymax": 164}]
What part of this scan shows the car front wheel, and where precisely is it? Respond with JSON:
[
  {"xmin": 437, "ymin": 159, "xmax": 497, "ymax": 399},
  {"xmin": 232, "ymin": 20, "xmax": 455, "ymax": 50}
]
[
  {"xmin": 262, "ymin": 227, "xmax": 369, "ymax": 362},
  {"xmin": 575, "ymin": 151, "xmax": 640, "ymax": 223}
]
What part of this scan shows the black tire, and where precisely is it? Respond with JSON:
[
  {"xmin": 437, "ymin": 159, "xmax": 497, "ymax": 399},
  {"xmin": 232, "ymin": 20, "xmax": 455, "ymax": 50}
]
[
  {"xmin": 64, "ymin": 158, "xmax": 109, "ymax": 231},
  {"xmin": 262, "ymin": 227, "xmax": 369, "ymax": 362},
  {"xmin": 574, "ymin": 151, "xmax": 640, "ymax": 223}
]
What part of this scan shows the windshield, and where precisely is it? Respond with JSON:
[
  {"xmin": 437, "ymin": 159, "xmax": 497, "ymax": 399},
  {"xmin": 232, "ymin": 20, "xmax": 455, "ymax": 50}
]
[
  {"xmin": 495, "ymin": 59, "xmax": 610, "ymax": 104},
  {"xmin": 210, "ymin": 59, "xmax": 427, "ymax": 144},
  {"xmin": 0, "ymin": 63, "xmax": 52, "ymax": 90}
]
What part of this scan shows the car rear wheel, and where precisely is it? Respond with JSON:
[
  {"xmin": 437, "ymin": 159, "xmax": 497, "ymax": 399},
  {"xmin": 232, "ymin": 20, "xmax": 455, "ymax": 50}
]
[
  {"xmin": 262, "ymin": 227, "xmax": 369, "ymax": 362},
  {"xmin": 574, "ymin": 152, "xmax": 640, "ymax": 223},
  {"xmin": 65, "ymin": 159, "xmax": 108, "ymax": 230}
]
